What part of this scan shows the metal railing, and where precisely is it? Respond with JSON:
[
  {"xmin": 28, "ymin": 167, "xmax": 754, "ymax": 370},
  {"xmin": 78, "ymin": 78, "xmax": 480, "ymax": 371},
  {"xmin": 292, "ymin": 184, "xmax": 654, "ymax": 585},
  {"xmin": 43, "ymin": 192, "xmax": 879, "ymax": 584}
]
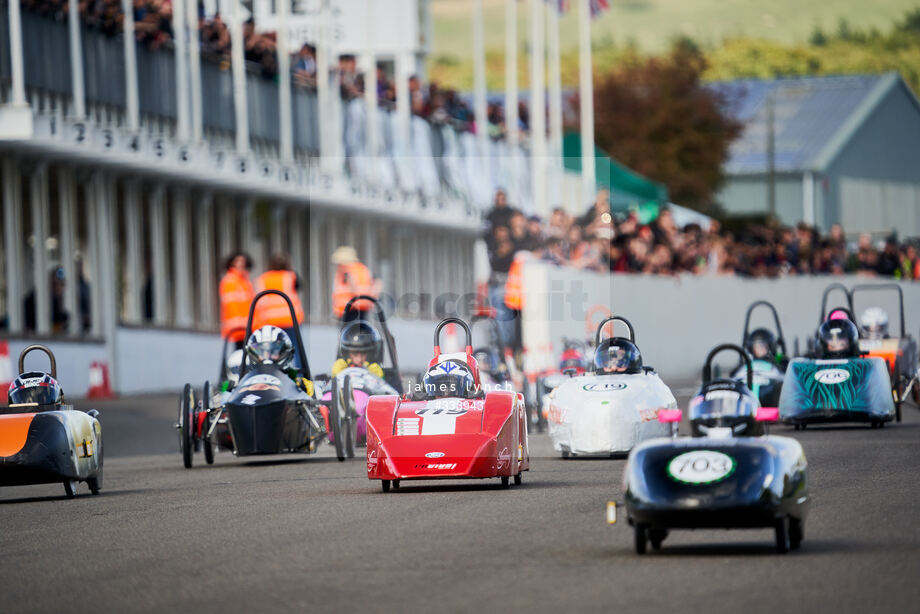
[{"xmin": 1, "ymin": 8, "xmax": 320, "ymax": 152}]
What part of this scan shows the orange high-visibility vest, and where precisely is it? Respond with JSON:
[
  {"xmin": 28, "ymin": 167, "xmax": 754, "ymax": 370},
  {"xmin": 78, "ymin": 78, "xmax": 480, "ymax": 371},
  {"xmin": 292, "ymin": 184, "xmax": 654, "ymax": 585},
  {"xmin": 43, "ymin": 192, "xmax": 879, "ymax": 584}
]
[
  {"xmin": 332, "ymin": 262, "xmax": 376, "ymax": 318},
  {"xmin": 504, "ymin": 254, "xmax": 526, "ymax": 310},
  {"xmin": 219, "ymin": 270, "xmax": 254, "ymax": 342},
  {"xmin": 253, "ymin": 270, "xmax": 304, "ymax": 330}
]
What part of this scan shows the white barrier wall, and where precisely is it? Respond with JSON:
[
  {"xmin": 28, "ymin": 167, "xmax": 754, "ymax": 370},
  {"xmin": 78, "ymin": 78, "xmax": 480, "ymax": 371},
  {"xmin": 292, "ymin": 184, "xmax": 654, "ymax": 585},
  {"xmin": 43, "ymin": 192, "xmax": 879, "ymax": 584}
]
[
  {"xmin": 522, "ymin": 265, "xmax": 920, "ymax": 383},
  {"xmin": 4, "ymin": 318, "xmax": 444, "ymax": 397},
  {"xmin": 614, "ymin": 275, "xmax": 920, "ymax": 381}
]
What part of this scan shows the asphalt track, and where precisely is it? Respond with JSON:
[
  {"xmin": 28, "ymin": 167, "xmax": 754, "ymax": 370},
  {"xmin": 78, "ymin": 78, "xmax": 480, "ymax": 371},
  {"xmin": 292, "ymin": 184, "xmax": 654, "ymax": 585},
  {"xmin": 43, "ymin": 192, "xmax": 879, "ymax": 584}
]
[{"xmin": 2, "ymin": 387, "xmax": 920, "ymax": 614}]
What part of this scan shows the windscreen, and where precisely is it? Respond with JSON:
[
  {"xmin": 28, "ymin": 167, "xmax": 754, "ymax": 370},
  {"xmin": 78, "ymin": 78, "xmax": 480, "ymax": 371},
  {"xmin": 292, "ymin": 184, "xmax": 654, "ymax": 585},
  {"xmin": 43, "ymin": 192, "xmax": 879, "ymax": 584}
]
[{"xmin": 689, "ymin": 387, "xmax": 757, "ymax": 422}]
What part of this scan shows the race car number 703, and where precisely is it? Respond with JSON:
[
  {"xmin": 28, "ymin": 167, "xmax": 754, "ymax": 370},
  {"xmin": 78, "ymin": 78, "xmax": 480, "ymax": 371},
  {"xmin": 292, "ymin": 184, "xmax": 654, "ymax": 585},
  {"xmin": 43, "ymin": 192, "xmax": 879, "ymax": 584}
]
[{"xmin": 666, "ymin": 450, "xmax": 736, "ymax": 484}]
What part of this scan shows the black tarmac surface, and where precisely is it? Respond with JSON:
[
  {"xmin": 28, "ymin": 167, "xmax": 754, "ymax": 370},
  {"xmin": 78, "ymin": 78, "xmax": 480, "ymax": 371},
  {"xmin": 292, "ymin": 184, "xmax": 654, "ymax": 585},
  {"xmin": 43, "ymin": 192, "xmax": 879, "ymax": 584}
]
[{"xmin": 2, "ymin": 388, "xmax": 920, "ymax": 613}]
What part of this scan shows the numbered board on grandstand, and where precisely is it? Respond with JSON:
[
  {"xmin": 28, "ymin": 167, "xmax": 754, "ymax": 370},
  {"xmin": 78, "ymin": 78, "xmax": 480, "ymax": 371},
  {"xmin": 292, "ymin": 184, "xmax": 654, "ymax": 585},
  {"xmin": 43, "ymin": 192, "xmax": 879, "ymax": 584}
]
[{"xmin": 30, "ymin": 114, "xmax": 330, "ymax": 191}]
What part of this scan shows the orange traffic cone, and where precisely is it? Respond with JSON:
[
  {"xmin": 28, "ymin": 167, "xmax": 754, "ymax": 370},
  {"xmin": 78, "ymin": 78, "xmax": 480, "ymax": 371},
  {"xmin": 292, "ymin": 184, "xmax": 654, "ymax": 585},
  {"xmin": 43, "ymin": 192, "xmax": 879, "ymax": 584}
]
[{"xmin": 86, "ymin": 361, "xmax": 114, "ymax": 399}]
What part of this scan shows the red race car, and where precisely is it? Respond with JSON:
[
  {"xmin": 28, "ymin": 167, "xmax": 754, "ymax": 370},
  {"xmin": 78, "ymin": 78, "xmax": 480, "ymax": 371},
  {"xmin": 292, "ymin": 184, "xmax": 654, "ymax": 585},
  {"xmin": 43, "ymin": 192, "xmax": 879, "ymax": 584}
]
[{"xmin": 366, "ymin": 317, "xmax": 530, "ymax": 492}]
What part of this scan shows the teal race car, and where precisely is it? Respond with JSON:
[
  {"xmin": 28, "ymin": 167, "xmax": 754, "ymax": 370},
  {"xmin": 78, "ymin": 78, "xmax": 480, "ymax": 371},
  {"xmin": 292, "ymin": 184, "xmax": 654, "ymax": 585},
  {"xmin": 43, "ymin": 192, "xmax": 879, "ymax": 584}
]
[{"xmin": 779, "ymin": 300, "xmax": 895, "ymax": 429}]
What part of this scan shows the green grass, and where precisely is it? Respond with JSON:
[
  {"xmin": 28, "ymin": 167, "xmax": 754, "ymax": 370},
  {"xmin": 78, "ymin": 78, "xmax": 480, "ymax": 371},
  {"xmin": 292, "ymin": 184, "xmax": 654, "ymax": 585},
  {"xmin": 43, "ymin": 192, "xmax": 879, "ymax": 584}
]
[{"xmin": 428, "ymin": 0, "xmax": 919, "ymax": 89}]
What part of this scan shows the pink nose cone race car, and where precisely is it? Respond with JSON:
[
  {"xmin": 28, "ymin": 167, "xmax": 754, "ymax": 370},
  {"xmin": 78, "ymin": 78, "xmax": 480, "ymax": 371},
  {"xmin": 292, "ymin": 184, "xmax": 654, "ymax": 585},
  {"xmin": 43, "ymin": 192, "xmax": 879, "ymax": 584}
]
[{"xmin": 365, "ymin": 318, "xmax": 530, "ymax": 492}]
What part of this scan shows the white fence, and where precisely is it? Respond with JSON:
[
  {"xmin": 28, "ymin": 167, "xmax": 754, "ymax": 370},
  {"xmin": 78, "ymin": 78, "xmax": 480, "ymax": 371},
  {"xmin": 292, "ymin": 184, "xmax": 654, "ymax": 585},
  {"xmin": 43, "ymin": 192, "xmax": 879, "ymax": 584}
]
[{"xmin": 522, "ymin": 265, "xmax": 920, "ymax": 382}]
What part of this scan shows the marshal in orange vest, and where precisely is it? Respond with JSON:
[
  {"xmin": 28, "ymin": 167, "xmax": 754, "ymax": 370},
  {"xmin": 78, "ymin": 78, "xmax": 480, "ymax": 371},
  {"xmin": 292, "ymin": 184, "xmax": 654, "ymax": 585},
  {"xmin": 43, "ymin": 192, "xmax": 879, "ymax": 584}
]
[
  {"xmin": 332, "ymin": 262, "xmax": 377, "ymax": 318},
  {"xmin": 252, "ymin": 270, "xmax": 305, "ymax": 330},
  {"xmin": 219, "ymin": 269, "xmax": 254, "ymax": 342}
]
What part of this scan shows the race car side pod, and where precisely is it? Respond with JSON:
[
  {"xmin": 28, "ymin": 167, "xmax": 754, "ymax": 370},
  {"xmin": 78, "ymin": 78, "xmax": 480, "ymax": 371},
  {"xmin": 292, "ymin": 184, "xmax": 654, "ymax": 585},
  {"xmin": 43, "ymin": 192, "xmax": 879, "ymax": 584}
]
[{"xmin": 657, "ymin": 409, "xmax": 682, "ymax": 438}]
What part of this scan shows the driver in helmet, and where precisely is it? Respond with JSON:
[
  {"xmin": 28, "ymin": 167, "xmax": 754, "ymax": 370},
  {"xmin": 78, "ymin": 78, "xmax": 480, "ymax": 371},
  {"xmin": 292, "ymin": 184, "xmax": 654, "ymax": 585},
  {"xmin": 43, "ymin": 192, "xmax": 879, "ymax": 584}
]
[
  {"xmin": 420, "ymin": 359, "xmax": 477, "ymax": 399},
  {"xmin": 559, "ymin": 348, "xmax": 587, "ymax": 375},
  {"xmin": 245, "ymin": 326, "xmax": 315, "ymax": 395},
  {"xmin": 331, "ymin": 321, "xmax": 384, "ymax": 379},
  {"xmin": 6, "ymin": 372, "xmax": 64, "ymax": 414},
  {"xmin": 816, "ymin": 319, "xmax": 860, "ymax": 359},
  {"xmin": 594, "ymin": 339, "xmax": 642, "ymax": 374},
  {"xmin": 860, "ymin": 307, "xmax": 889, "ymax": 340}
]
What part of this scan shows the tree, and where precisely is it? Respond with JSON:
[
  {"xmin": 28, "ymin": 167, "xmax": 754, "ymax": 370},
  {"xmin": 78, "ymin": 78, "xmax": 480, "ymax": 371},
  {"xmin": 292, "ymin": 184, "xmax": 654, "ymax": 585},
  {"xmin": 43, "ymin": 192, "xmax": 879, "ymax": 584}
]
[{"xmin": 592, "ymin": 39, "xmax": 742, "ymax": 214}]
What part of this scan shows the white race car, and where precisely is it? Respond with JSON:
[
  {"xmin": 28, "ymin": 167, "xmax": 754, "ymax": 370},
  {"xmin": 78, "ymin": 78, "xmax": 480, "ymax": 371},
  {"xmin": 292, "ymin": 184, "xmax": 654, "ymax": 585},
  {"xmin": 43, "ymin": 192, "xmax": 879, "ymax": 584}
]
[{"xmin": 546, "ymin": 316, "xmax": 676, "ymax": 458}]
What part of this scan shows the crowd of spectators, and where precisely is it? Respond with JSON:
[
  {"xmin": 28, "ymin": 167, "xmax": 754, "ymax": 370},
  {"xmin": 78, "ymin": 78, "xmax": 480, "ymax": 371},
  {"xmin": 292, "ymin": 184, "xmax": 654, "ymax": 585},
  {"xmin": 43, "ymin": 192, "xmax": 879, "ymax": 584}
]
[
  {"xmin": 484, "ymin": 188, "xmax": 920, "ymax": 281},
  {"xmin": 24, "ymin": 1, "xmax": 527, "ymax": 139}
]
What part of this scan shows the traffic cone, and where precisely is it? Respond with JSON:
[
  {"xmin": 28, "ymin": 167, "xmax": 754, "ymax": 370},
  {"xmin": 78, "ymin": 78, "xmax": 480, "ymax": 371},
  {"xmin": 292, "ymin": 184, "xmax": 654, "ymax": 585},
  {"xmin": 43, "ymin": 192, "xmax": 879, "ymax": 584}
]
[
  {"xmin": 0, "ymin": 342, "xmax": 12, "ymax": 404},
  {"xmin": 86, "ymin": 361, "xmax": 114, "ymax": 399}
]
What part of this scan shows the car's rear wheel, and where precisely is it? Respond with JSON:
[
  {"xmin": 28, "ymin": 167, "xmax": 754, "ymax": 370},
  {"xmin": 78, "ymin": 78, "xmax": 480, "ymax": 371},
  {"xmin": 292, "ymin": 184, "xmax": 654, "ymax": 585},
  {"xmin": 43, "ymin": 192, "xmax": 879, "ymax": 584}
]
[
  {"xmin": 330, "ymin": 377, "xmax": 346, "ymax": 461},
  {"xmin": 561, "ymin": 450, "xmax": 570, "ymax": 459},
  {"xmin": 87, "ymin": 467, "xmax": 102, "ymax": 495},
  {"xmin": 392, "ymin": 479, "xmax": 400, "ymax": 490},
  {"xmin": 501, "ymin": 475, "xmax": 510, "ymax": 489},
  {"xmin": 202, "ymin": 381, "xmax": 215, "ymax": 465},
  {"xmin": 649, "ymin": 528, "xmax": 668, "ymax": 551},
  {"xmin": 342, "ymin": 375, "xmax": 356, "ymax": 459},
  {"xmin": 381, "ymin": 480, "xmax": 391, "ymax": 493},
  {"xmin": 790, "ymin": 518, "xmax": 804, "ymax": 550},
  {"xmin": 178, "ymin": 384, "xmax": 196, "ymax": 469},
  {"xmin": 775, "ymin": 517, "xmax": 790, "ymax": 554},
  {"xmin": 893, "ymin": 360, "xmax": 903, "ymax": 422},
  {"xmin": 514, "ymin": 472, "xmax": 522, "ymax": 486},
  {"xmin": 634, "ymin": 525, "xmax": 648, "ymax": 555},
  {"xmin": 63, "ymin": 479, "xmax": 77, "ymax": 499}
]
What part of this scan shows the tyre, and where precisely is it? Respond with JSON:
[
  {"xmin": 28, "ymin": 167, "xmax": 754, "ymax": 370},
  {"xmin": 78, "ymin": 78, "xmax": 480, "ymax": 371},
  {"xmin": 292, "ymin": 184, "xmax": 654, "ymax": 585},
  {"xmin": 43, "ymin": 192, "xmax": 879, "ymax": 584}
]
[
  {"xmin": 649, "ymin": 528, "xmax": 668, "ymax": 551},
  {"xmin": 392, "ymin": 479, "xmax": 400, "ymax": 490},
  {"xmin": 514, "ymin": 472, "xmax": 522, "ymax": 486},
  {"xmin": 775, "ymin": 517, "xmax": 790, "ymax": 554},
  {"xmin": 178, "ymin": 383, "xmax": 196, "ymax": 469},
  {"xmin": 202, "ymin": 381, "xmax": 215, "ymax": 465},
  {"xmin": 561, "ymin": 450, "xmax": 570, "ymax": 459},
  {"xmin": 634, "ymin": 525, "xmax": 648, "ymax": 555},
  {"xmin": 381, "ymin": 480, "xmax": 391, "ymax": 493},
  {"xmin": 63, "ymin": 479, "xmax": 77, "ymax": 499},
  {"xmin": 342, "ymin": 375, "xmax": 356, "ymax": 459},
  {"xmin": 501, "ymin": 475, "xmax": 510, "ymax": 489},
  {"xmin": 87, "ymin": 468, "xmax": 102, "ymax": 495},
  {"xmin": 790, "ymin": 518, "xmax": 804, "ymax": 550},
  {"xmin": 330, "ymin": 377, "xmax": 346, "ymax": 461},
  {"xmin": 893, "ymin": 361, "xmax": 903, "ymax": 422}
]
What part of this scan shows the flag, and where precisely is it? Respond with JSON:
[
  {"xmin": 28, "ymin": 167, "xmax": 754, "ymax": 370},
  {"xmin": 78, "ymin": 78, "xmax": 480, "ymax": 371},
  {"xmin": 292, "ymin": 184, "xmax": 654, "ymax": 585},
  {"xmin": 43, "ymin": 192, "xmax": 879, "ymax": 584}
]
[{"xmin": 589, "ymin": 0, "xmax": 610, "ymax": 18}]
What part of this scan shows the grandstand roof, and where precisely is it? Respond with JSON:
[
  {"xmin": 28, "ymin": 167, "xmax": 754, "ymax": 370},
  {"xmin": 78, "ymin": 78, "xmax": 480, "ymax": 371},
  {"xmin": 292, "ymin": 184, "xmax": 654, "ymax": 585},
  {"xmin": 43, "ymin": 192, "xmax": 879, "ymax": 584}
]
[{"xmin": 712, "ymin": 73, "xmax": 909, "ymax": 175}]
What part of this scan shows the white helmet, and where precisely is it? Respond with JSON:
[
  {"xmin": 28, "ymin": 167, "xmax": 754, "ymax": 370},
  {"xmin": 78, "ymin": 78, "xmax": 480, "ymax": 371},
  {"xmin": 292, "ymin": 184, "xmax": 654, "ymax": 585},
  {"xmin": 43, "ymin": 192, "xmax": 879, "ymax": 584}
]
[
  {"xmin": 245, "ymin": 326, "xmax": 295, "ymax": 369},
  {"xmin": 860, "ymin": 307, "xmax": 889, "ymax": 340},
  {"xmin": 226, "ymin": 349, "xmax": 244, "ymax": 386}
]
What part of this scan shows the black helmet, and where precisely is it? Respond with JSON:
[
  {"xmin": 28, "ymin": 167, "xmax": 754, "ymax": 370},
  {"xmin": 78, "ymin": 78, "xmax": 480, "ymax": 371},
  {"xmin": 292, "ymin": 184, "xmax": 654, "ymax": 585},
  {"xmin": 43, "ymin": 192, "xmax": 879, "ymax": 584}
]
[
  {"xmin": 689, "ymin": 379, "xmax": 761, "ymax": 437},
  {"xmin": 421, "ymin": 360, "xmax": 476, "ymax": 399},
  {"xmin": 817, "ymin": 319, "xmax": 859, "ymax": 359},
  {"xmin": 245, "ymin": 326, "xmax": 295, "ymax": 369},
  {"xmin": 339, "ymin": 321, "xmax": 383, "ymax": 363},
  {"xmin": 7, "ymin": 372, "xmax": 64, "ymax": 413},
  {"xmin": 594, "ymin": 338, "xmax": 642, "ymax": 374},
  {"xmin": 744, "ymin": 328, "xmax": 777, "ymax": 361}
]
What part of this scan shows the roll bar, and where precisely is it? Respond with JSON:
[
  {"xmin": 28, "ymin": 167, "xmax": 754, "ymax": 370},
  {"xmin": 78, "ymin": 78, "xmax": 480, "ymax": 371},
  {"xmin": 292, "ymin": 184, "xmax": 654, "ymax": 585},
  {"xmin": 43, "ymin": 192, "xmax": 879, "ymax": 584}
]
[
  {"xmin": 849, "ymin": 283, "xmax": 906, "ymax": 337},
  {"xmin": 18, "ymin": 344, "xmax": 57, "ymax": 378},
  {"xmin": 242, "ymin": 290, "xmax": 312, "ymax": 380},
  {"xmin": 742, "ymin": 300, "xmax": 787, "ymax": 356},
  {"xmin": 596, "ymin": 316, "xmax": 635, "ymax": 345},
  {"xmin": 819, "ymin": 282, "xmax": 853, "ymax": 324},
  {"xmin": 702, "ymin": 343, "xmax": 752, "ymax": 389},
  {"xmin": 434, "ymin": 318, "xmax": 473, "ymax": 353},
  {"xmin": 341, "ymin": 294, "xmax": 401, "ymax": 378}
]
